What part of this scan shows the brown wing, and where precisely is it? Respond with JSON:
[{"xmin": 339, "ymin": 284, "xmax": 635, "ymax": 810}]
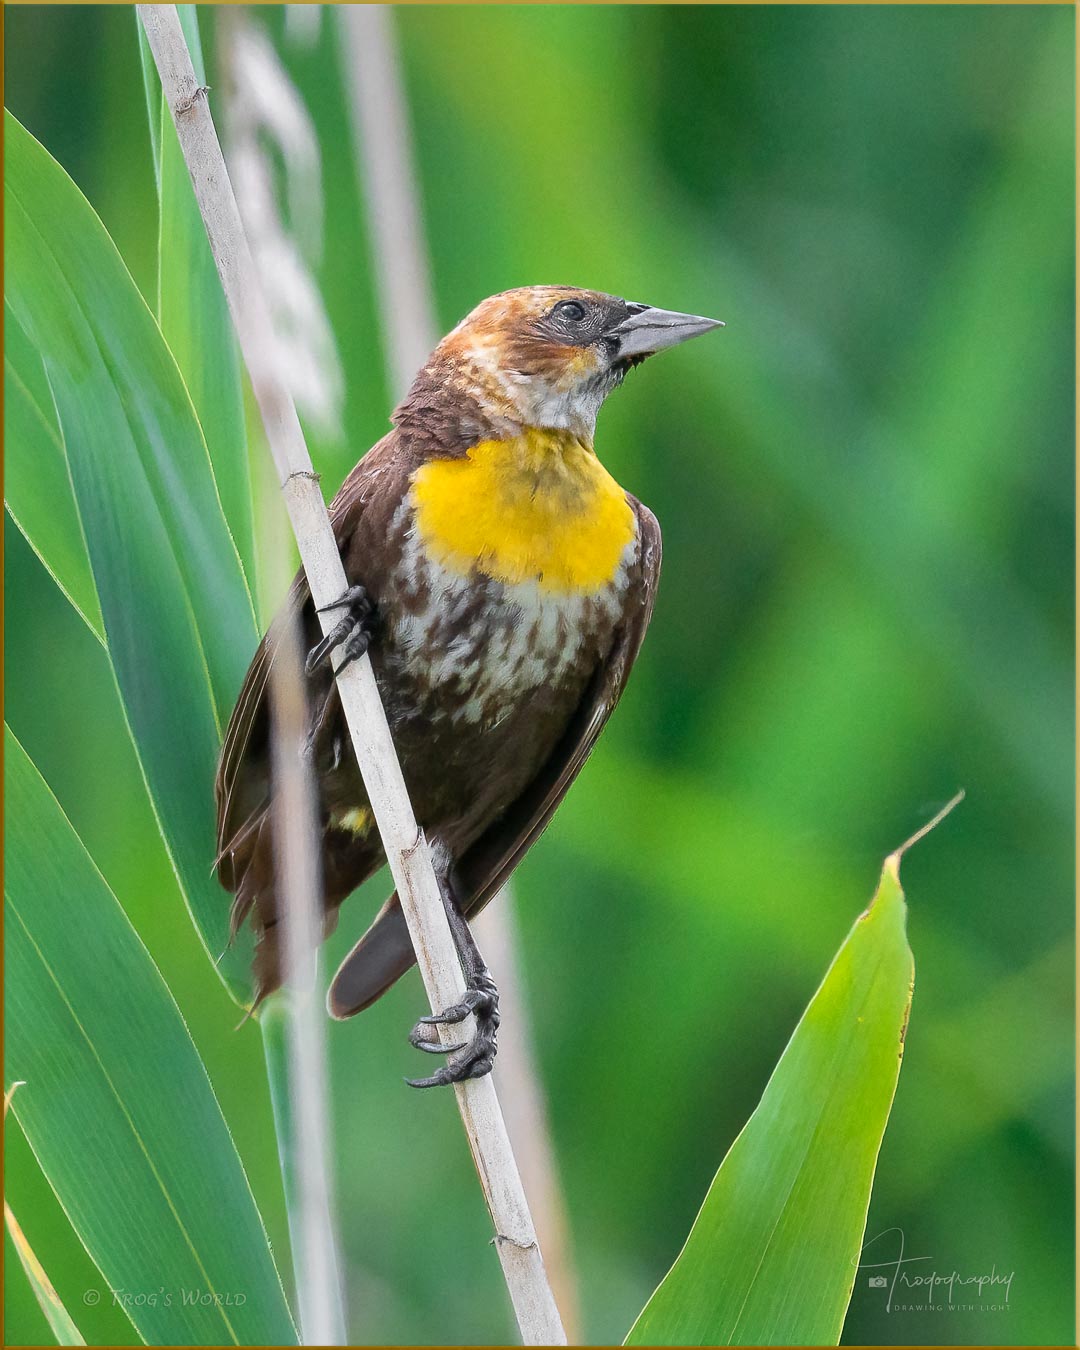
[
  {"xmin": 213, "ymin": 581, "xmax": 298, "ymax": 892},
  {"xmin": 214, "ymin": 433, "xmax": 402, "ymax": 893},
  {"xmin": 327, "ymin": 497, "xmax": 662, "ymax": 1017}
]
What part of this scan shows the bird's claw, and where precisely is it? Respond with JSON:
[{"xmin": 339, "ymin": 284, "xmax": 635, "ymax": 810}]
[
  {"xmin": 405, "ymin": 1052, "xmax": 496, "ymax": 1091},
  {"xmin": 317, "ymin": 585, "xmax": 371, "ymax": 618},
  {"xmin": 406, "ymin": 973, "xmax": 500, "ymax": 1089},
  {"xmin": 407, "ymin": 1024, "xmax": 467, "ymax": 1055},
  {"xmin": 306, "ymin": 586, "xmax": 375, "ymax": 677},
  {"xmin": 417, "ymin": 982, "xmax": 498, "ymax": 1026}
]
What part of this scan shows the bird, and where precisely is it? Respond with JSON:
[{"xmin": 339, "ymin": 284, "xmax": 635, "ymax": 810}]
[{"xmin": 215, "ymin": 285, "xmax": 722, "ymax": 1087}]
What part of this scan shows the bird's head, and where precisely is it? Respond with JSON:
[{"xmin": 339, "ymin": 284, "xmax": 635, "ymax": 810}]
[{"xmin": 400, "ymin": 286, "xmax": 723, "ymax": 445}]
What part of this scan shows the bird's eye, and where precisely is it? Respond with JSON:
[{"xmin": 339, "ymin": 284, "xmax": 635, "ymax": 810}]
[{"xmin": 553, "ymin": 299, "xmax": 587, "ymax": 323}]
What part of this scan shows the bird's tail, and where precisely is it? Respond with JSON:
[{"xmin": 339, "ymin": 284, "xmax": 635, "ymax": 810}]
[
  {"xmin": 327, "ymin": 893, "xmax": 415, "ymax": 1018},
  {"xmin": 222, "ymin": 809, "xmax": 347, "ymax": 1009}
]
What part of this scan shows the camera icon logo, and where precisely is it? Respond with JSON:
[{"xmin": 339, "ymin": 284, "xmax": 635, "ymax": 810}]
[{"xmin": 868, "ymin": 1276, "xmax": 888, "ymax": 1289}]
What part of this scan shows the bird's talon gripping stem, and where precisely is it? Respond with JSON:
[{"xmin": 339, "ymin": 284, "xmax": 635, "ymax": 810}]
[
  {"xmin": 407, "ymin": 1024, "xmax": 467, "ymax": 1055},
  {"xmin": 305, "ymin": 586, "xmax": 375, "ymax": 677},
  {"xmin": 305, "ymin": 617, "xmax": 351, "ymax": 676},
  {"xmin": 406, "ymin": 970, "xmax": 500, "ymax": 1089},
  {"xmin": 317, "ymin": 584, "xmax": 371, "ymax": 617},
  {"xmin": 417, "ymin": 983, "xmax": 498, "ymax": 1027}
]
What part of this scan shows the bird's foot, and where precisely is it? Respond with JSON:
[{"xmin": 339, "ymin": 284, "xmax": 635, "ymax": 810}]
[
  {"xmin": 305, "ymin": 585, "xmax": 376, "ymax": 678},
  {"xmin": 405, "ymin": 970, "xmax": 500, "ymax": 1089}
]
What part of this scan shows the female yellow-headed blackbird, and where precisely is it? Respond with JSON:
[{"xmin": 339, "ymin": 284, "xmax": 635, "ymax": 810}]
[{"xmin": 216, "ymin": 286, "xmax": 721, "ymax": 1086}]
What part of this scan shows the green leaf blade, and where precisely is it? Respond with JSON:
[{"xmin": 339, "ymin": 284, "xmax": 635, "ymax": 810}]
[
  {"xmin": 4, "ymin": 1090, "xmax": 88, "ymax": 1350},
  {"xmin": 5, "ymin": 1204, "xmax": 87, "ymax": 1346},
  {"xmin": 4, "ymin": 727, "xmax": 297, "ymax": 1347},
  {"xmin": 3, "ymin": 110, "xmax": 258, "ymax": 999},
  {"xmin": 626, "ymin": 857, "xmax": 915, "ymax": 1347},
  {"xmin": 4, "ymin": 301, "xmax": 105, "ymax": 643},
  {"xmin": 3, "ymin": 109, "xmax": 256, "ymax": 729}
]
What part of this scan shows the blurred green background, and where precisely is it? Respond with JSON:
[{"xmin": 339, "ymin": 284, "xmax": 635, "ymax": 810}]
[{"xmin": 4, "ymin": 4, "xmax": 1074, "ymax": 1346}]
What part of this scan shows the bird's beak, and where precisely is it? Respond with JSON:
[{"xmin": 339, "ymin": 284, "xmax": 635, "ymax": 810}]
[{"xmin": 609, "ymin": 304, "xmax": 724, "ymax": 359}]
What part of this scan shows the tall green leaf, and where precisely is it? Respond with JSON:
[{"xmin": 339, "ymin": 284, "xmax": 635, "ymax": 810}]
[
  {"xmin": 140, "ymin": 5, "xmax": 256, "ymax": 584},
  {"xmin": 4, "ymin": 1199, "xmax": 86, "ymax": 1347},
  {"xmin": 5, "ymin": 728, "xmax": 297, "ymax": 1347},
  {"xmin": 625, "ymin": 823, "xmax": 937, "ymax": 1346},
  {"xmin": 4, "ymin": 301, "xmax": 104, "ymax": 643},
  {"xmin": 4, "ymin": 110, "xmax": 258, "ymax": 1001},
  {"xmin": 5, "ymin": 1084, "xmax": 86, "ymax": 1349}
]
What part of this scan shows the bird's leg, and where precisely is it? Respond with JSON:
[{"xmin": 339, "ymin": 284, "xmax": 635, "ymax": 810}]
[
  {"xmin": 406, "ymin": 852, "xmax": 500, "ymax": 1090},
  {"xmin": 305, "ymin": 585, "xmax": 376, "ymax": 679}
]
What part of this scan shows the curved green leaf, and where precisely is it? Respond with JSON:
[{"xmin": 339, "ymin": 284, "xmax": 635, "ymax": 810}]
[
  {"xmin": 5, "ymin": 1084, "xmax": 86, "ymax": 1349},
  {"xmin": 626, "ymin": 835, "xmax": 925, "ymax": 1346},
  {"xmin": 4, "ymin": 109, "xmax": 256, "ymax": 726},
  {"xmin": 4, "ymin": 301, "xmax": 104, "ymax": 643},
  {"xmin": 5, "ymin": 1198, "xmax": 86, "ymax": 1347},
  {"xmin": 4, "ymin": 110, "xmax": 258, "ymax": 1001},
  {"xmin": 141, "ymin": 6, "xmax": 256, "ymax": 584},
  {"xmin": 5, "ymin": 727, "xmax": 297, "ymax": 1347}
]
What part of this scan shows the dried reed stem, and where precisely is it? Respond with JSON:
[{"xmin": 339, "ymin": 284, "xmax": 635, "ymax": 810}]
[
  {"xmin": 138, "ymin": 7, "xmax": 565, "ymax": 1343},
  {"xmin": 264, "ymin": 503, "xmax": 347, "ymax": 1344}
]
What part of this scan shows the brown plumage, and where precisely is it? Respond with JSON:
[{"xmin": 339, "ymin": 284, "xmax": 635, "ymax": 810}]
[{"xmin": 215, "ymin": 285, "xmax": 720, "ymax": 1086}]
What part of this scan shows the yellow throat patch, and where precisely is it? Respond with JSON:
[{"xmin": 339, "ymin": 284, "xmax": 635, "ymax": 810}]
[{"xmin": 412, "ymin": 428, "xmax": 636, "ymax": 593}]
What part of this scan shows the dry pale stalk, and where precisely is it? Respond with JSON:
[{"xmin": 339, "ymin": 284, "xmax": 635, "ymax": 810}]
[
  {"xmin": 335, "ymin": 3, "xmax": 438, "ymax": 395},
  {"xmin": 137, "ymin": 7, "xmax": 566, "ymax": 1343},
  {"xmin": 268, "ymin": 600, "xmax": 347, "ymax": 1346}
]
